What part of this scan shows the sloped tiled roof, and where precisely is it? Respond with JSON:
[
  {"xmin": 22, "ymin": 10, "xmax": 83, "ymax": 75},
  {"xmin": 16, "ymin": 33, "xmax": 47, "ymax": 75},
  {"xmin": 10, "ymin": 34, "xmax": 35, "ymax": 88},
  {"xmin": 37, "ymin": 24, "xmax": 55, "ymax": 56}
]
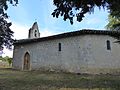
[{"xmin": 14, "ymin": 29, "xmax": 120, "ymax": 45}]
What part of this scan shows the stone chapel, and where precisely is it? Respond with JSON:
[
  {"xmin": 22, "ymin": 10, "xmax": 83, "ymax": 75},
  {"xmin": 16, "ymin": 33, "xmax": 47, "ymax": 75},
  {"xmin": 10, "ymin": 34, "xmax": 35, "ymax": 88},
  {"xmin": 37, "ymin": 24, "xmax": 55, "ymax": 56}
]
[{"xmin": 13, "ymin": 22, "xmax": 120, "ymax": 74}]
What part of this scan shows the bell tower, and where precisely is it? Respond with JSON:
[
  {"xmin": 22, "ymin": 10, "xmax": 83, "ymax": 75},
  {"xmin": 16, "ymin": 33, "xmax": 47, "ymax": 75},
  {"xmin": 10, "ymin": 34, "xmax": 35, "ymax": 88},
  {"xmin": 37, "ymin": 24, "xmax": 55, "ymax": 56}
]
[{"xmin": 28, "ymin": 22, "xmax": 40, "ymax": 39}]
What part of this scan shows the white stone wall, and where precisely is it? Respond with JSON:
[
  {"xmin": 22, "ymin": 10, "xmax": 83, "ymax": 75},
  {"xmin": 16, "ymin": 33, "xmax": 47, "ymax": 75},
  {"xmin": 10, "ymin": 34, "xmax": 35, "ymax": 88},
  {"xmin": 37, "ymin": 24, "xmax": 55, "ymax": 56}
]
[{"xmin": 13, "ymin": 35, "xmax": 120, "ymax": 74}]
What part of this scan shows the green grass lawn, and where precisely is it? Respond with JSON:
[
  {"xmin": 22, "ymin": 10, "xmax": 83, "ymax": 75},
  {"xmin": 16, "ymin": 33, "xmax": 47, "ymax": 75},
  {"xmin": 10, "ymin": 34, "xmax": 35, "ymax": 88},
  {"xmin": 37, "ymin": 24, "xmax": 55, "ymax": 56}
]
[{"xmin": 0, "ymin": 68, "xmax": 120, "ymax": 90}]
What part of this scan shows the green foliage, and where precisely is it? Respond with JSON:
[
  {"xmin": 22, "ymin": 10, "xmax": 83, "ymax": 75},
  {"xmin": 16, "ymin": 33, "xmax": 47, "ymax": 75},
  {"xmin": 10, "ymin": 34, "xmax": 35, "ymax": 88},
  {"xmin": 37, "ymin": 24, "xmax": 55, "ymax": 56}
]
[
  {"xmin": 4, "ymin": 56, "xmax": 12, "ymax": 65},
  {"xmin": 108, "ymin": 0, "xmax": 120, "ymax": 19},
  {"xmin": 0, "ymin": 56, "xmax": 2, "ymax": 60},
  {"xmin": 0, "ymin": 0, "xmax": 120, "ymax": 50},
  {"xmin": 0, "ymin": 56, "xmax": 12, "ymax": 65},
  {"xmin": 52, "ymin": 0, "xmax": 120, "ymax": 25},
  {"xmin": 0, "ymin": 0, "xmax": 18, "ymax": 50},
  {"xmin": 0, "ymin": 18, "xmax": 14, "ymax": 49},
  {"xmin": 106, "ymin": 15, "xmax": 120, "ymax": 30}
]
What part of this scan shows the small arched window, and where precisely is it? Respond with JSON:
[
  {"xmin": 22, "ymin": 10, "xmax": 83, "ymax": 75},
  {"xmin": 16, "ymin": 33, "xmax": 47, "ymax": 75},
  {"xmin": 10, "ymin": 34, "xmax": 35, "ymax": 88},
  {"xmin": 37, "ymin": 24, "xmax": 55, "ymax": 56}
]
[
  {"xmin": 106, "ymin": 40, "xmax": 111, "ymax": 50},
  {"xmin": 34, "ymin": 30, "xmax": 37, "ymax": 37}
]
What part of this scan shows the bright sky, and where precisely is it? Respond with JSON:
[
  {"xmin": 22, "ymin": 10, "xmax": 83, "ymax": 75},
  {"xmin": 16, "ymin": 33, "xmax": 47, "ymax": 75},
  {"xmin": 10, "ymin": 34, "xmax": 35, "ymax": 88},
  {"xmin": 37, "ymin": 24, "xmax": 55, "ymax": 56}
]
[{"xmin": 2, "ymin": 0, "xmax": 109, "ymax": 57}]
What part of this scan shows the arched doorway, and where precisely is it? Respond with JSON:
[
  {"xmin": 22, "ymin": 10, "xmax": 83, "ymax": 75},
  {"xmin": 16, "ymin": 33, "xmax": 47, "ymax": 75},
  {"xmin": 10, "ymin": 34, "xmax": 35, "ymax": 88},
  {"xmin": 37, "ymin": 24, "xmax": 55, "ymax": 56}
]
[{"xmin": 23, "ymin": 52, "xmax": 30, "ymax": 70}]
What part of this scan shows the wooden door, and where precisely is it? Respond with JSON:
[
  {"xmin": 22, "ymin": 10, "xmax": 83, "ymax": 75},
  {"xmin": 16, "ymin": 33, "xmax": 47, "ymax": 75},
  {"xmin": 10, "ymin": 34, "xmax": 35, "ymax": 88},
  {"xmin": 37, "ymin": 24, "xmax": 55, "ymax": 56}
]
[{"xmin": 23, "ymin": 52, "xmax": 30, "ymax": 70}]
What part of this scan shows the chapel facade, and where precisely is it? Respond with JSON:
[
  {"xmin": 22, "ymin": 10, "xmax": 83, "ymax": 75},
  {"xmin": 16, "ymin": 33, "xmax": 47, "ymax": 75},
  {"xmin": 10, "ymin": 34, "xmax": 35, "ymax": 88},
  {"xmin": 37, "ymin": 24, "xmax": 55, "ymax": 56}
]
[{"xmin": 13, "ymin": 22, "xmax": 120, "ymax": 74}]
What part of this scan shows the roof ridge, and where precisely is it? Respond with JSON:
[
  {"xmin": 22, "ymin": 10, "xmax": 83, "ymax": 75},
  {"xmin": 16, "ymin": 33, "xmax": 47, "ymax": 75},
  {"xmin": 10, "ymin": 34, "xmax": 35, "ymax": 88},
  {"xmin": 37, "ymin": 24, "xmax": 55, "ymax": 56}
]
[{"xmin": 14, "ymin": 29, "xmax": 120, "ymax": 45}]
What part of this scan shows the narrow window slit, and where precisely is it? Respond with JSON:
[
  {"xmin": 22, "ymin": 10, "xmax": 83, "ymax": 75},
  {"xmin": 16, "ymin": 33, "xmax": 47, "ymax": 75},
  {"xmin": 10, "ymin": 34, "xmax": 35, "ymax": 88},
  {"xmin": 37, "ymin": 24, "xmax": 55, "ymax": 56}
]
[
  {"xmin": 58, "ymin": 43, "xmax": 61, "ymax": 51},
  {"xmin": 106, "ymin": 40, "xmax": 111, "ymax": 50}
]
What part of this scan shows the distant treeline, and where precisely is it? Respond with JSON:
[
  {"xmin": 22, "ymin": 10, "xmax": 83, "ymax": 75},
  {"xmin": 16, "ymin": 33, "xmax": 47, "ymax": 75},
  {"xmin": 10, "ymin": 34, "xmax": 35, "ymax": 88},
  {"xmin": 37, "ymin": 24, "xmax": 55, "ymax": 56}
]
[{"xmin": 0, "ymin": 56, "xmax": 12, "ymax": 66}]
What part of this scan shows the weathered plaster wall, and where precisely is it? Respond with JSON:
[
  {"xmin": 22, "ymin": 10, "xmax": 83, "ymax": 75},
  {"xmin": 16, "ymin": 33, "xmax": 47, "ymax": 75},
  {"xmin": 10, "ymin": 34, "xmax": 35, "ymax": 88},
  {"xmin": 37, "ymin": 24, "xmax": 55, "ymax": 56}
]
[{"xmin": 13, "ymin": 35, "xmax": 120, "ymax": 74}]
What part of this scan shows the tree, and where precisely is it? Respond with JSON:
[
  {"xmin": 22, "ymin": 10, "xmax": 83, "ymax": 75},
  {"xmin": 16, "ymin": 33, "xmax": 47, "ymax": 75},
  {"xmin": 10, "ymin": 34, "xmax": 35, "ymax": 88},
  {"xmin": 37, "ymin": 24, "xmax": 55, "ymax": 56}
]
[
  {"xmin": 52, "ymin": 0, "xmax": 120, "ymax": 25},
  {"xmin": 0, "ymin": 56, "xmax": 2, "ymax": 60},
  {"xmin": 0, "ymin": 0, "xmax": 120, "ymax": 50},
  {"xmin": 3, "ymin": 56, "xmax": 12, "ymax": 66},
  {"xmin": 108, "ymin": 0, "xmax": 120, "ymax": 19},
  {"xmin": 0, "ymin": 0, "xmax": 18, "ymax": 50},
  {"xmin": 0, "ymin": 56, "xmax": 12, "ymax": 66},
  {"xmin": 105, "ymin": 14, "xmax": 120, "ymax": 30}
]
